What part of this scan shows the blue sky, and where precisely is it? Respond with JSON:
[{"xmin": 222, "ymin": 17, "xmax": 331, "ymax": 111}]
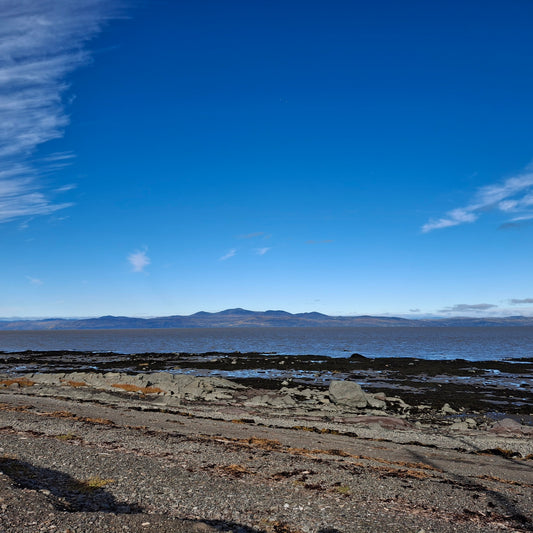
[{"xmin": 2, "ymin": 0, "xmax": 533, "ymax": 319}]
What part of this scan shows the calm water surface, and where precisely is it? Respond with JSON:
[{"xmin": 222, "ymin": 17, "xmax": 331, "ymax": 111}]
[{"xmin": 1, "ymin": 327, "xmax": 532, "ymax": 361}]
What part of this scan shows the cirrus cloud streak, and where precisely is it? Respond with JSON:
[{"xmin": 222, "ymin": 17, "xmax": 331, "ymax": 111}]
[
  {"xmin": 0, "ymin": 0, "xmax": 121, "ymax": 223},
  {"xmin": 422, "ymin": 171, "xmax": 533, "ymax": 232}
]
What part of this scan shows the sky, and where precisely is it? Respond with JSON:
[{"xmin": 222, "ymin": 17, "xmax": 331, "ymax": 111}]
[{"xmin": 1, "ymin": 0, "xmax": 533, "ymax": 319}]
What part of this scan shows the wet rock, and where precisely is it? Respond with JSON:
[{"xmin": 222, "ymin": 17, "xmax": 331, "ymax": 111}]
[{"xmin": 384, "ymin": 396, "xmax": 411, "ymax": 412}]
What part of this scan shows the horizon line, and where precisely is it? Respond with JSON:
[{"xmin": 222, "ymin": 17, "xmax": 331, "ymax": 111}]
[{"xmin": 1, "ymin": 308, "xmax": 532, "ymax": 322}]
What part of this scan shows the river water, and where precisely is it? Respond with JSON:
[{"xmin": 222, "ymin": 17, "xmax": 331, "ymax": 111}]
[{"xmin": 1, "ymin": 326, "xmax": 532, "ymax": 361}]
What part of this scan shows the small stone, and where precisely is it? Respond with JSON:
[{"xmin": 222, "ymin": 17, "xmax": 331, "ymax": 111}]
[{"xmin": 441, "ymin": 403, "xmax": 457, "ymax": 415}]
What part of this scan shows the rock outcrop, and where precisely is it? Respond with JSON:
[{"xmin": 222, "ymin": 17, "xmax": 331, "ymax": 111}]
[
  {"xmin": 0, "ymin": 371, "xmax": 246, "ymax": 405},
  {"xmin": 0, "ymin": 373, "xmax": 407, "ymax": 417}
]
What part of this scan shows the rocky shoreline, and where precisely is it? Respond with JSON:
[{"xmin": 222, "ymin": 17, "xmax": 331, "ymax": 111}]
[
  {"xmin": 2, "ymin": 350, "xmax": 532, "ymax": 414},
  {"xmin": 0, "ymin": 352, "xmax": 532, "ymax": 532}
]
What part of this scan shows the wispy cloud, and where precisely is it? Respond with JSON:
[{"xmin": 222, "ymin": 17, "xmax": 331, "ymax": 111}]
[
  {"xmin": 422, "ymin": 170, "xmax": 533, "ymax": 232},
  {"xmin": 26, "ymin": 276, "xmax": 43, "ymax": 286},
  {"xmin": 0, "ymin": 0, "xmax": 121, "ymax": 223},
  {"xmin": 438, "ymin": 303, "xmax": 497, "ymax": 314},
  {"xmin": 255, "ymin": 247, "xmax": 271, "ymax": 256},
  {"xmin": 128, "ymin": 249, "xmax": 150, "ymax": 272},
  {"xmin": 220, "ymin": 249, "xmax": 237, "ymax": 261},
  {"xmin": 54, "ymin": 183, "xmax": 77, "ymax": 193},
  {"xmin": 510, "ymin": 298, "xmax": 533, "ymax": 305}
]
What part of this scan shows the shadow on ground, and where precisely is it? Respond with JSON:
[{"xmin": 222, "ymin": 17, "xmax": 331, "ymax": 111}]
[
  {"xmin": 0, "ymin": 457, "xmax": 320, "ymax": 533},
  {"xmin": 0, "ymin": 456, "xmax": 142, "ymax": 513}
]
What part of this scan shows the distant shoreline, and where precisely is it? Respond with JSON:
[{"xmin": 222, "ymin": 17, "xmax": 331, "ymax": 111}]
[{"xmin": 1, "ymin": 308, "xmax": 533, "ymax": 330}]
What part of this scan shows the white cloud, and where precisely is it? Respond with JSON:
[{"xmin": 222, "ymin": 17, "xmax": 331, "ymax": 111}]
[
  {"xmin": 220, "ymin": 249, "xmax": 237, "ymax": 261},
  {"xmin": 255, "ymin": 247, "xmax": 271, "ymax": 255},
  {"xmin": 422, "ymin": 171, "xmax": 533, "ymax": 232},
  {"xmin": 26, "ymin": 275, "xmax": 43, "ymax": 286},
  {"xmin": 128, "ymin": 249, "xmax": 150, "ymax": 272},
  {"xmin": 0, "ymin": 0, "xmax": 121, "ymax": 223},
  {"xmin": 54, "ymin": 183, "xmax": 77, "ymax": 193},
  {"xmin": 509, "ymin": 214, "xmax": 533, "ymax": 223}
]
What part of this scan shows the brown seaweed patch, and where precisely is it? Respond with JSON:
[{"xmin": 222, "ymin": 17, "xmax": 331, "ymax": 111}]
[
  {"xmin": 230, "ymin": 418, "xmax": 255, "ymax": 424},
  {"xmin": 39, "ymin": 410, "xmax": 114, "ymax": 426},
  {"xmin": 380, "ymin": 467, "xmax": 434, "ymax": 480},
  {"xmin": 217, "ymin": 464, "xmax": 253, "ymax": 478},
  {"xmin": 0, "ymin": 377, "xmax": 35, "ymax": 388},
  {"xmin": 62, "ymin": 380, "xmax": 87, "ymax": 388},
  {"xmin": 292, "ymin": 425, "xmax": 342, "ymax": 435},
  {"xmin": 476, "ymin": 474, "xmax": 533, "ymax": 488},
  {"xmin": 0, "ymin": 403, "xmax": 32, "ymax": 412}
]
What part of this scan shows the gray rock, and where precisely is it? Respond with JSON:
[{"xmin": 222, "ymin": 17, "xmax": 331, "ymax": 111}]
[
  {"xmin": 244, "ymin": 394, "xmax": 273, "ymax": 407},
  {"xmin": 267, "ymin": 395, "xmax": 297, "ymax": 408},
  {"xmin": 440, "ymin": 403, "xmax": 457, "ymax": 415},
  {"xmin": 366, "ymin": 395, "xmax": 386, "ymax": 409},
  {"xmin": 328, "ymin": 380, "xmax": 368, "ymax": 409},
  {"xmin": 489, "ymin": 417, "xmax": 533, "ymax": 435},
  {"xmin": 385, "ymin": 396, "xmax": 411, "ymax": 410}
]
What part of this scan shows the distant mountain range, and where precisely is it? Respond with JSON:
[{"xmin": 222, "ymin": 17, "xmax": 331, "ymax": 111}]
[{"xmin": 1, "ymin": 308, "xmax": 533, "ymax": 330}]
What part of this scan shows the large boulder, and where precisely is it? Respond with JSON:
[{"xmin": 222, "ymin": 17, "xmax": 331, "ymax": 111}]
[{"xmin": 328, "ymin": 380, "xmax": 368, "ymax": 409}]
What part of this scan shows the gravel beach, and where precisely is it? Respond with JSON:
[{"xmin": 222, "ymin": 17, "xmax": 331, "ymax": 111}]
[{"xmin": 0, "ymin": 352, "xmax": 532, "ymax": 532}]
